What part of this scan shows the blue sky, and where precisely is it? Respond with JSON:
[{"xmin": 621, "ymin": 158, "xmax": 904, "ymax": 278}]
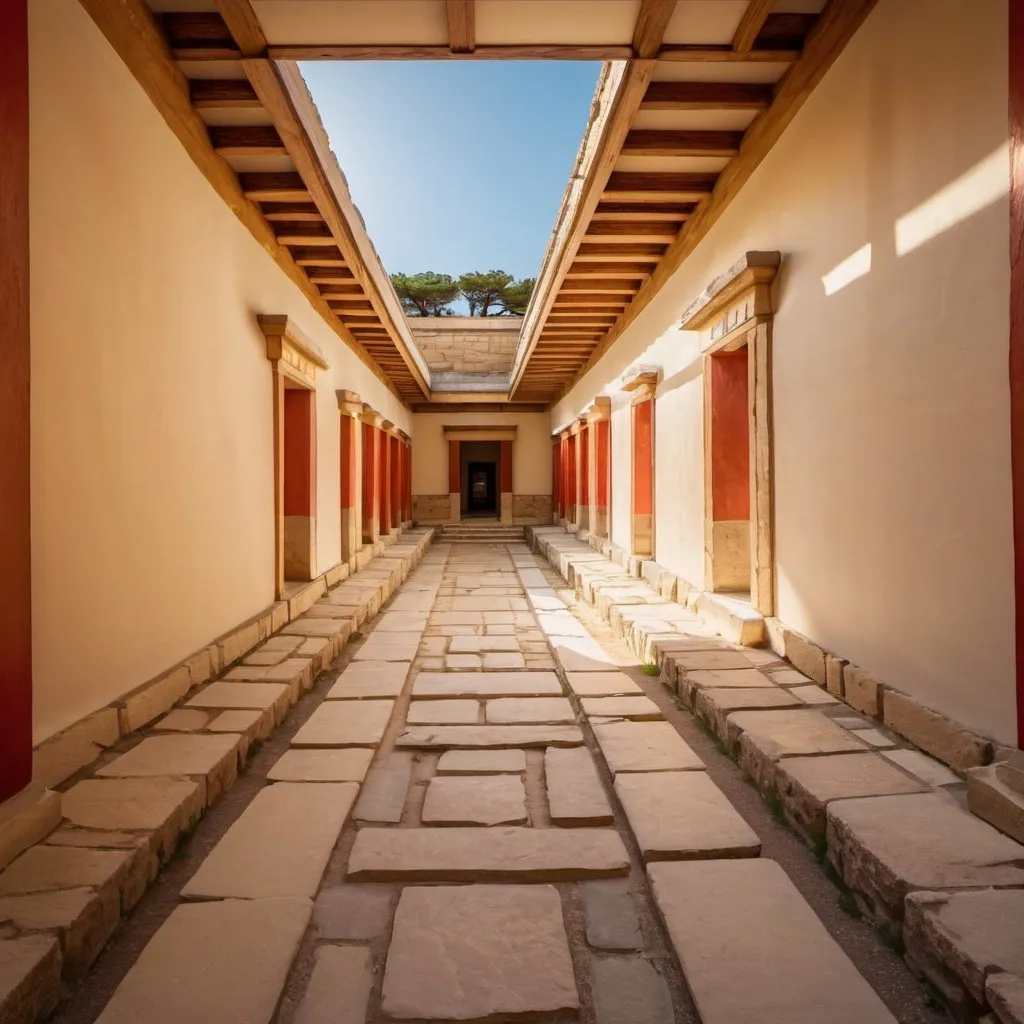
[{"xmin": 302, "ymin": 61, "xmax": 600, "ymax": 296}]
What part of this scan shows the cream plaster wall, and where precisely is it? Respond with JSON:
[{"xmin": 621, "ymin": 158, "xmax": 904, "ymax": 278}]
[
  {"xmin": 553, "ymin": 0, "xmax": 1014, "ymax": 742},
  {"xmin": 29, "ymin": 0, "xmax": 409, "ymax": 744},
  {"xmin": 411, "ymin": 412, "xmax": 552, "ymax": 497}
]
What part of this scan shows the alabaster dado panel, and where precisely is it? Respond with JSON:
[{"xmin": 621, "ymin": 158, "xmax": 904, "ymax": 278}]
[
  {"xmin": 513, "ymin": 494, "xmax": 553, "ymax": 522},
  {"xmin": 413, "ymin": 494, "xmax": 451, "ymax": 522}
]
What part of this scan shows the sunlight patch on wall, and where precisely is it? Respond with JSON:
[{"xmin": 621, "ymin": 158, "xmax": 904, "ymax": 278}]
[
  {"xmin": 895, "ymin": 142, "xmax": 1009, "ymax": 257},
  {"xmin": 822, "ymin": 243, "xmax": 872, "ymax": 297}
]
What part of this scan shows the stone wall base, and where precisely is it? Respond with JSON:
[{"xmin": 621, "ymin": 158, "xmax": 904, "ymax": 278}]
[{"xmin": 0, "ymin": 782, "xmax": 61, "ymax": 873}]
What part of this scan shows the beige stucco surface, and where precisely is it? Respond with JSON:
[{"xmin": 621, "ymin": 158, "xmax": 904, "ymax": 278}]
[
  {"xmin": 29, "ymin": 1, "xmax": 409, "ymax": 744},
  {"xmin": 553, "ymin": 0, "xmax": 1015, "ymax": 742},
  {"xmin": 411, "ymin": 413, "xmax": 552, "ymax": 497}
]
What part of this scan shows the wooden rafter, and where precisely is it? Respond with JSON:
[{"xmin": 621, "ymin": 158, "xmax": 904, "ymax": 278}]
[
  {"xmin": 213, "ymin": 0, "xmax": 266, "ymax": 56},
  {"xmin": 733, "ymin": 0, "xmax": 776, "ymax": 53},
  {"xmin": 632, "ymin": 0, "xmax": 677, "ymax": 59},
  {"xmin": 445, "ymin": 0, "xmax": 475, "ymax": 54}
]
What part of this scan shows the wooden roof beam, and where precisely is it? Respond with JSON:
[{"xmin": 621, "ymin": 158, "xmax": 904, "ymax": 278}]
[
  {"xmin": 190, "ymin": 78, "xmax": 259, "ymax": 108},
  {"xmin": 640, "ymin": 81, "xmax": 772, "ymax": 110},
  {"xmin": 209, "ymin": 125, "xmax": 285, "ymax": 156},
  {"xmin": 602, "ymin": 171, "xmax": 716, "ymax": 202},
  {"xmin": 623, "ymin": 129, "xmax": 742, "ymax": 157},
  {"xmin": 733, "ymin": 0, "xmax": 776, "ymax": 53},
  {"xmin": 445, "ymin": 0, "xmax": 475, "ymax": 54},
  {"xmin": 214, "ymin": 0, "xmax": 266, "ymax": 56},
  {"xmin": 632, "ymin": 0, "xmax": 677, "ymax": 59}
]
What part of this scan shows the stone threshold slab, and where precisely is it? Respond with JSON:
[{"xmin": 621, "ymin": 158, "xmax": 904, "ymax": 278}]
[
  {"xmin": 347, "ymin": 827, "xmax": 630, "ymax": 882},
  {"xmin": 412, "ymin": 672, "xmax": 562, "ymax": 698}
]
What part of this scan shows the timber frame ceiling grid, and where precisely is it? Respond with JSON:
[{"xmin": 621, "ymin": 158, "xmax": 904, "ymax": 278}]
[{"xmin": 82, "ymin": 0, "xmax": 877, "ymax": 410}]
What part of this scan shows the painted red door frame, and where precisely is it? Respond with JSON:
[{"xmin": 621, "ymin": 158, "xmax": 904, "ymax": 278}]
[
  {"xmin": 0, "ymin": 0, "xmax": 32, "ymax": 803},
  {"xmin": 1012, "ymin": 2, "xmax": 1024, "ymax": 747}
]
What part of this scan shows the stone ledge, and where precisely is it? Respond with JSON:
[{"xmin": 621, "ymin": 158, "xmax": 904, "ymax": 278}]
[{"xmin": 0, "ymin": 784, "xmax": 62, "ymax": 874}]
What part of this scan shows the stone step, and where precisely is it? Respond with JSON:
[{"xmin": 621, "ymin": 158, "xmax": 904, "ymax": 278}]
[
  {"xmin": 615, "ymin": 771, "xmax": 760, "ymax": 861},
  {"xmin": 649, "ymin": 859, "xmax": 897, "ymax": 1023},
  {"xmin": 93, "ymin": 897, "xmax": 310, "ymax": 1024},
  {"xmin": 181, "ymin": 783, "xmax": 358, "ymax": 900},
  {"xmin": 966, "ymin": 763, "xmax": 1024, "ymax": 844},
  {"xmin": 347, "ymin": 827, "xmax": 630, "ymax": 882}
]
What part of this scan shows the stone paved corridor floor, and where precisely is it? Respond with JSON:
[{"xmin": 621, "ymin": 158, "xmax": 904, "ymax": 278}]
[{"xmin": 51, "ymin": 540, "xmax": 949, "ymax": 1024}]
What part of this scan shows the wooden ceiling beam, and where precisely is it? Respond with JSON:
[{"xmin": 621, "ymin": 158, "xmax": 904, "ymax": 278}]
[
  {"xmin": 269, "ymin": 44, "xmax": 632, "ymax": 61},
  {"xmin": 276, "ymin": 223, "xmax": 335, "ymax": 245},
  {"xmin": 209, "ymin": 124, "xmax": 285, "ymax": 156},
  {"xmin": 603, "ymin": 171, "xmax": 716, "ymax": 202},
  {"xmin": 565, "ymin": 262, "xmax": 651, "ymax": 277},
  {"xmin": 575, "ymin": 242, "xmax": 666, "ymax": 259},
  {"xmin": 584, "ymin": 221, "xmax": 680, "ymax": 243},
  {"xmin": 214, "ymin": 0, "xmax": 266, "ymax": 56},
  {"xmin": 260, "ymin": 201, "xmax": 323, "ymax": 221},
  {"xmin": 190, "ymin": 78, "xmax": 259, "ymax": 108},
  {"xmin": 161, "ymin": 11, "xmax": 237, "ymax": 57},
  {"xmin": 733, "ymin": 0, "xmax": 776, "ymax": 53},
  {"xmin": 307, "ymin": 268, "xmax": 355, "ymax": 283},
  {"xmin": 640, "ymin": 81, "xmax": 772, "ymax": 110},
  {"xmin": 560, "ymin": 279, "xmax": 642, "ymax": 292},
  {"xmin": 593, "ymin": 201, "xmax": 695, "ymax": 220},
  {"xmin": 623, "ymin": 129, "xmax": 742, "ymax": 157},
  {"xmin": 563, "ymin": 0, "xmax": 881, "ymax": 400},
  {"xmin": 239, "ymin": 171, "xmax": 309, "ymax": 201},
  {"xmin": 445, "ymin": 0, "xmax": 475, "ymax": 54},
  {"xmin": 632, "ymin": 0, "xmax": 677, "ymax": 59},
  {"xmin": 656, "ymin": 44, "xmax": 798, "ymax": 62}
]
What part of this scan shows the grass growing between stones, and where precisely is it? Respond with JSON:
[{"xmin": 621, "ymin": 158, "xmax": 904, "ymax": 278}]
[
  {"xmin": 692, "ymin": 709, "xmax": 728, "ymax": 757},
  {"xmin": 348, "ymin": 630, "xmax": 364, "ymax": 643},
  {"xmin": 641, "ymin": 663, "xmax": 661, "ymax": 677}
]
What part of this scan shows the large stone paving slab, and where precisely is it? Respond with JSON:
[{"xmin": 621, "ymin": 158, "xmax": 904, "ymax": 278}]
[
  {"xmin": 826, "ymin": 792, "xmax": 1024, "ymax": 928},
  {"xmin": 486, "ymin": 697, "xmax": 576, "ymax": 724},
  {"xmin": 545, "ymin": 746, "xmax": 614, "ymax": 826},
  {"xmin": 412, "ymin": 671, "xmax": 562, "ymax": 698},
  {"xmin": 648, "ymin": 860, "xmax": 897, "ymax": 1024},
  {"xmin": 96, "ymin": 734, "xmax": 240, "ymax": 804},
  {"xmin": 0, "ymin": 935, "xmax": 61, "ymax": 1024},
  {"xmin": 590, "ymin": 955, "xmax": 674, "ymax": 1024},
  {"xmin": 406, "ymin": 699, "xmax": 480, "ymax": 724},
  {"xmin": 904, "ymin": 889, "xmax": 1024, "ymax": 1011},
  {"xmin": 615, "ymin": 771, "xmax": 760, "ymax": 861},
  {"xmin": 354, "ymin": 753, "xmax": 413, "ymax": 823},
  {"xmin": 185, "ymin": 682, "xmax": 291, "ymax": 720},
  {"xmin": 267, "ymin": 748, "xmax": 373, "ymax": 783},
  {"xmin": 436, "ymin": 749, "xmax": 526, "ymax": 774},
  {"xmin": 396, "ymin": 724, "xmax": 583, "ymax": 749},
  {"xmin": 326, "ymin": 661, "xmax": 409, "ymax": 699},
  {"xmin": 290, "ymin": 700, "xmax": 393, "ymax": 747},
  {"xmin": 581, "ymin": 695, "xmax": 662, "ymax": 720},
  {"xmin": 593, "ymin": 722, "xmax": 704, "ymax": 774},
  {"xmin": 693, "ymin": 686, "xmax": 801, "ymax": 734},
  {"xmin": 422, "ymin": 775, "xmax": 528, "ymax": 826},
  {"xmin": 348, "ymin": 827, "xmax": 630, "ymax": 881},
  {"xmin": 552, "ymin": 636, "xmax": 630, "ymax": 672},
  {"xmin": 382, "ymin": 885, "xmax": 578, "ymax": 1020},
  {"xmin": 182, "ymin": 783, "xmax": 357, "ymax": 899},
  {"xmin": 566, "ymin": 671, "xmax": 643, "ymax": 696},
  {"xmin": 93, "ymin": 897, "xmax": 310, "ymax": 1024},
  {"xmin": 774, "ymin": 753, "xmax": 928, "ymax": 838}
]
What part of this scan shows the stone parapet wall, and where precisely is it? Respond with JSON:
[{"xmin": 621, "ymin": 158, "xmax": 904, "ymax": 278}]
[
  {"xmin": 413, "ymin": 495, "xmax": 452, "ymax": 523},
  {"xmin": 512, "ymin": 494, "xmax": 552, "ymax": 523},
  {"xmin": 408, "ymin": 316, "xmax": 522, "ymax": 374}
]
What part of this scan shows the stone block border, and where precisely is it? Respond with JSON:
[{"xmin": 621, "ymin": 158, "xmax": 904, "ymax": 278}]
[{"xmin": 0, "ymin": 528, "xmax": 434, "ymax": 1024}]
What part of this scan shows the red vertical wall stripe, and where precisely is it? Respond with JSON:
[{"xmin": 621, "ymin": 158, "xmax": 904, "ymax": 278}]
[
  {"xmin": 633, "ymin": 400, "xmax": 653, "ymax": 517},
  {"xmin": 500, "ymin": 440, "xmax": 513, "ymax": 493},
  {"xmin": 0, "ymin": 0, "xmax": 31, "ymax": 802}
]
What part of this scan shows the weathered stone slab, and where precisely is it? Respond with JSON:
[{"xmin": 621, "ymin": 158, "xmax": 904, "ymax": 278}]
[
  {"xmin": 967, "ymin": 763, "xmax": 1024, "ymax": 845},
  {"xmin": 781, "ymin": 629, "xmax": 827, "ymax": 685},
  {"xmin": 545, "ymin": 747, "xmax": 613, "ymax": 826},
  {"xmin": 593, "ymin": 722, "xmax": 704, "ymax": 774},
  {"xmin": 382, "ymin": 885, "xmax": 578, "ymax": 1020},
  {"xmin": 988, "ymin": 973, "xmax": 1024, "ymax": 1024},
  {"xmin": 729, "ymin": 709, "xmax": 867, "ymax": 789},
  {"xmin": 0, "ymin": 887, "xmax": 111, "ymax": 981},
  {"xmin": 827, "ymin": 793, "xmax": 1024, "ymax": 928},
  {"xmin": 582, "ymin": 879, "xmax": 642, "ymax": 951},
  {"xmin": 327, "ymin": 661, "xmax": 409, "ymax": 699},
  {"xmin": 581, "ymin": 696, "xmax": 661, "ymax": 720},
  {"xmin": 436, "ymin": 749, "xmax": 526, "ymax": 774},
  {"xmin": 422, "ymin": 776, "xmax": 528, "ymax": 826},
  {"xmin": 566, "ymin": 672, "xmax": 642, "ymax": 696},
  {"xmin": 354, "ymin": 753, "xmax": 413, "ymax": 823},
  {"xmin": 185, "ymin": 682, "xmax": 290, "ymax": 720},
  {"xmin": 96, "ymin": 734, "xmax": 240, "ymax": 804},
  {"xmin": 649, "ymin": 860, "xmax": 897, "ymax": 1024},
  {"xmin": 375, "ymin": 612, "xmax": 428, "ymax": 632},
  {"xmin": 61, "ymin": 778, "xmax": 202, "ymax": 860},
  {"xmin": 883, "ymin": 690, "xmax": 992, "ymax": 770},
  {"xmin": 0, "ymin": 935, "xmax": 61, "ymax": 1024},
  {"xmin": 672, "ymin": 651, "xmax": 752, "ymax": 671},
  {"xmin": 153, "ymin": 709, "xmax": 209, "ymax": 733},
  {"xmin": 412, "ymin": 671, "xmax": 561, "ymax": 698},
  {"xmin": 224, "ymin": 659, "xmax": 312, "ymax": 695},
  {"xmin": 552, "ymin": 636, "xmax": 627, "ymax": 672},
  {"xmin": 182, "ymin": 784, "xmax": 357, "ymax": 899},
  {"xmin": 348, "ymin": 827, "xmax": 630, "ymax": 881},
  {"xmin": 774, "ymin": 753, "xmax": 927, "ymax": 838},
  {"xmin": 281, "ymin": 618, "xmax": 349, "ymax": 639},
  {"xmin": 93, "ymin": 897, "xmax": 310, "ymax": 1024},
  {"xmin": 883, "ymin": 748, "xmax": 959, "ymax": 787},
  {"xmin": 904, "ymin": 889, "xmax": 1024, "ymax": 1012},
  {"xmin": 396, "ymin": 725, "xmax": 582, "ymax": 749},
  {"xmin": 486, "ymin": 697, "xmax": 575, "ymax": 724},
  {"xmin": 616, "ymin": 771, "xmax": 759, "ymax": 861},
  {"xmin": 685, "ymin": 668, "xmax": 775, "ymax": 693},
  {"xmin": 294, "ymin": 945, "xmax": 374, "ymax": 1024},
  {"xmin": 591, "ymin": 955, "xmax": 674, "ymax": 1024},
  {"xmin": 267, "ymin": 748, "xmax": 372, "ymax": 783},
  {"xmin": 291, "ymin": 700, "xmax": 393, "ymax": 748},
  {"xmin": 207, "ymin": 708, "xmax": 270, "ymax": 742},
  {"xmin": 448, "ymin": 635, "xmax": 520, "ymax": 653},
  {"xmin": 406, "ymin": 699, "xmax": 479, "ymax": 724},
  {"xmin": 694, "ymin": 686, "xmax": 800, "ymax": 735}
]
